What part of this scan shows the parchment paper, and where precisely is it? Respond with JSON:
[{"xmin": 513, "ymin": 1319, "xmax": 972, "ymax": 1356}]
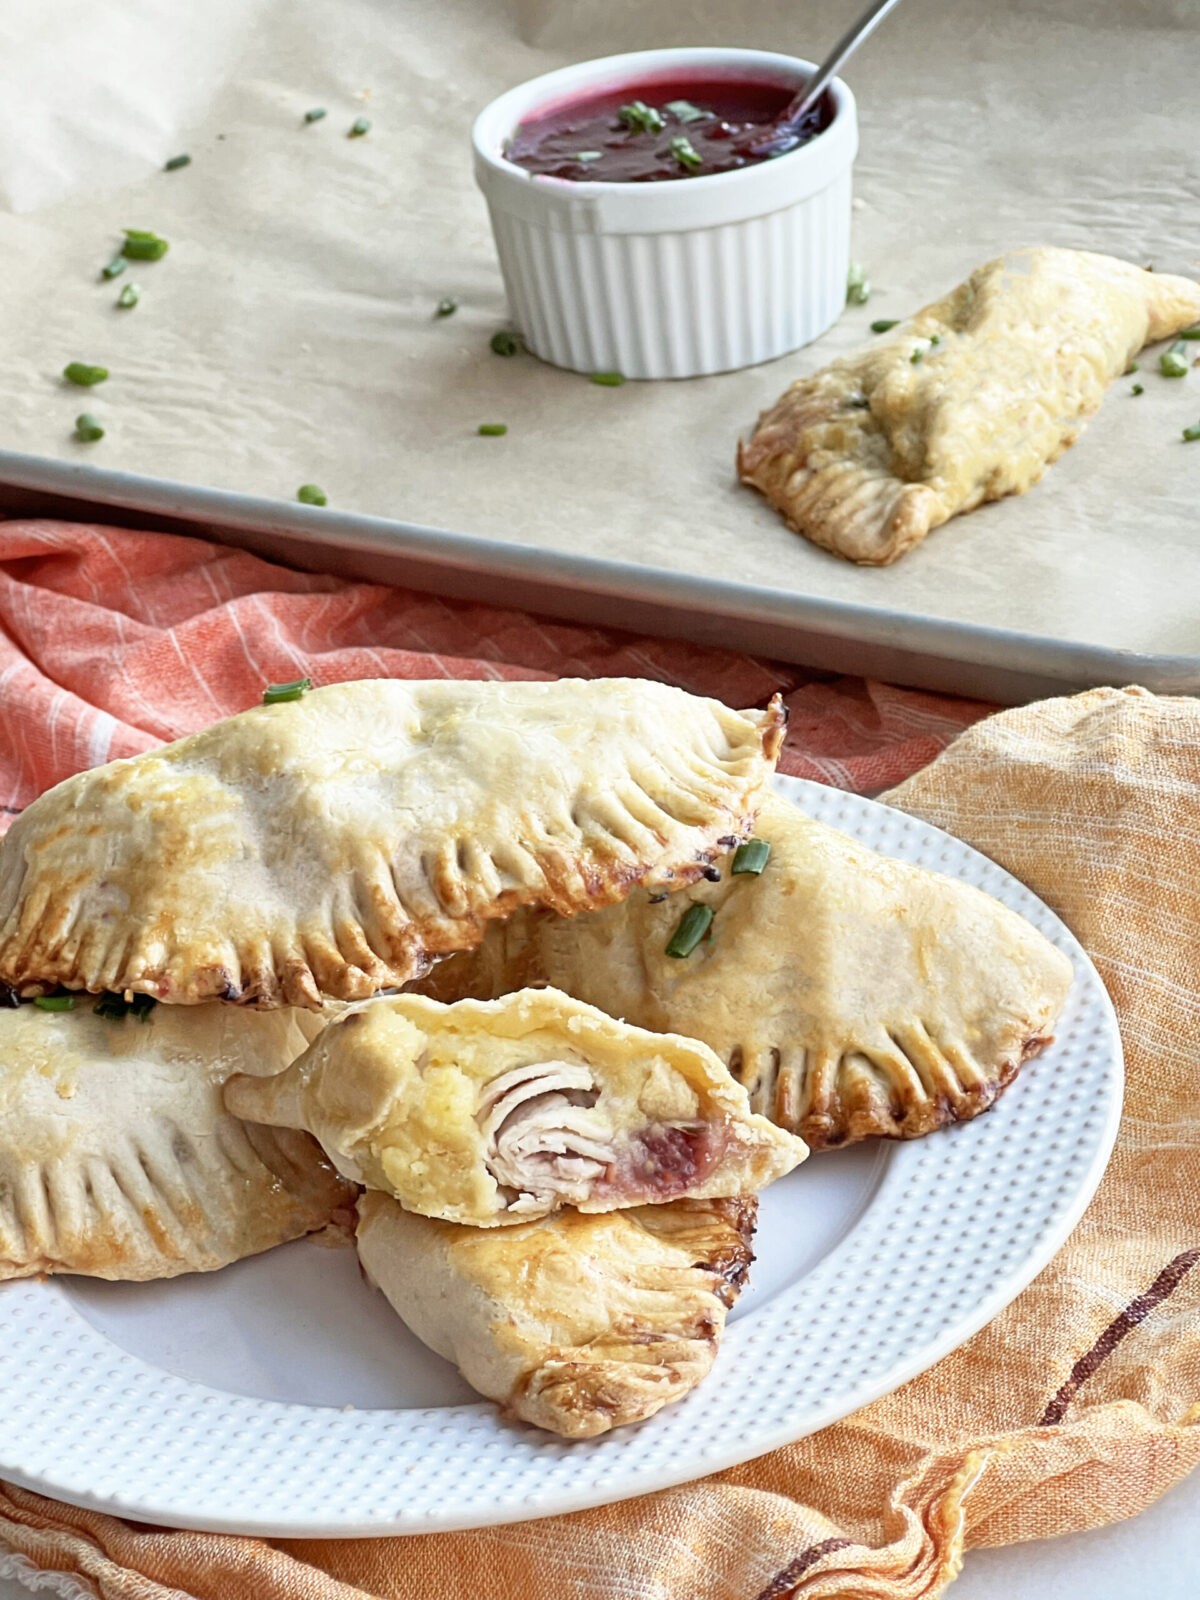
[{"xmin": 0, "ymin": 0, "xmax": 1197, "ymax": 658}]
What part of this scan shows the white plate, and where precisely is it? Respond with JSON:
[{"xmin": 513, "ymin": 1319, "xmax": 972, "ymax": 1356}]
[{"xmin": 0, "ymin": 777, "xmax": 1123, "ymax": 1537}]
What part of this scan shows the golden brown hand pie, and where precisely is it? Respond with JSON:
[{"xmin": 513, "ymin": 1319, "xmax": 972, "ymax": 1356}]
[
  {"xmin": 224, "ymin": 988, "xmax": 805, "ymax": 1225},
  {"xmin": 739, "ymin": 247, "xmax": 1200, "ymax": 564},
  {"xmin": 0, "ymin": 677, "xmax": 785, "ymax": 1009},
  {"xmin": 0, "ymin": 1000, "xmax": 354, "ymax": 1281},
  {"xmin": 355, "ymin": 1188, "xmax": 756, "ymax": 1437},
  {"xmin": 417, "ymin": 795, "xmax": 1074, "ymax": 1150}
]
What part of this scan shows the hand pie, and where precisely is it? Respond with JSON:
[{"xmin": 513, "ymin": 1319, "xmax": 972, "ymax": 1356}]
[
  {"xmin": 0, "ymin": 678, "xmax": 784, "ymax": 1009},
  {"xmin": 417, "ymin": 795, "xmax": 1073, "ymax": 1150},
  {"xmin": 0, "ymin": 1000, "xmax": 354, "ymax": 1281},
  {"xmin": 739, "ymin": 247, "xmax": 1200, "ymax": 564},
  {"xmin": 356, "ymin": 1189, "xmax": 756, "ymax": 1437},
  {"xmin": 224, "ymin": 988, "xmax": 805, "ymax": 1225}
]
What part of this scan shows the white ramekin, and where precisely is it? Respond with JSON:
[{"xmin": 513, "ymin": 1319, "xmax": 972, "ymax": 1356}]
[{"xmin": 472, "ymin": 47, "xmax": 858, "ymax": 380}]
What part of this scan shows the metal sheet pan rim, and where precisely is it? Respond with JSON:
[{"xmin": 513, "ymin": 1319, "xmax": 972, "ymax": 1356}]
[{"xmin": 0, "ymin": 449, "xmax": 1191, "ymax": 687}]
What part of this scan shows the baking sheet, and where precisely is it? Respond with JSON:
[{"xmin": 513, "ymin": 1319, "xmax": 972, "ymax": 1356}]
[{"xmin": 0, "ymin": 0, "xmax": 1197, "ymax": 680}]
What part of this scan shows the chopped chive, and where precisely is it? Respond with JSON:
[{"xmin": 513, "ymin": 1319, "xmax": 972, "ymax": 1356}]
[
  {"xmin": 93, "ymin": 992, "xmax": 129, "ymax": 1021},
  {"xmin": 666, "ymin": 902, "xmax": 714, "ymax": 959},
  {"xmin": 1125, "ymin": 361, "xmax": 1139, "ymax": 375},
  {"xmin": 618, "ymin": 100, "xmax": 664, "ymax": 135},
  {"xmin": 74, "ymin": 413, "xmax": 104, "ymax": 442},
  {"xmin": 122, "ymin": 230, "xmax": 169, "ymax": 261},
  {"xmin": 669, "ymin": 134, "xmax": 702, "ymax": 172},
  {"xmin": 731, "ymin": 838, "xmax": 771, "ymax": 875},
  {"xmin": 163, "ymin": 153, "xmax": 191, "ymax": 171},
  {"xmin": 1131, "ymin": 383, "xmax": 1144, "ymax": 396},
  {"xmin": 1183, "ymin": 421, "xmax": 1200, "ymax": 442},
  {"xmin": 33, "ymin": 995, "xmax": 75, "ymax": 1012},
  {"xmin": 478, "ymin": 422, "xmax": 508, "ymax": 436},
  {"xmin": 296, "ymin": 484, "xmax": 328, "ymax": 506},
  {"xmin": 129, "ymin": 992, "xmax": 158, "ymax": 1021},
  {"xmin": 589, "ymin": 370, "xmax": 625, "ymax": 386},
  {"xmin": 846, "ymin": 262, "xmax": 871, "ymax": 306},
  {"xmin": 116, "ymin": 282, "xmax": 141, "ymax": 310},
  {"xmin": 100, "ymin": 255, "xmax": 127, "ymax": 280},
  {"xmin": 490, "ymin": 329, "xmax": 521, "ymax": 356},
  {"xmin": 1180, "ymin": 326, "xmax": 1200, "ymax": 341},
  {"xmin": 263, "ymin": 676, "xmax": 313, "ymax": 704},
  {"xmin": 304, "ymin": 107, "xmax": 327, "ymax": 123},
  {"xmin": 1160, "ymin": 342, "xmax": 1189, "ymax": 378},
  {"xmin": 435, "ymin": 297, "xmax": 458, "ymax": 317},
  {"xmin": 910, "ymin": 347, "xmax": 923, "ymax": 365},
  {"xmin": 664, "ymin": 99, "xmax": 709, "ymax": 123},
  {"xmin": 870, "ymin": 318, "xmax": 899, "ymax": 333},
  {"xmin": 348, "ymin": 116, "xmax": 372, "ymax": 138},
  {"xmin": 63, "ymin": 362, "xmax": 109, "ymax": 386},
  {"xmin": 929, "ymin": 333, "xmax": 941, "ymax": 345}
]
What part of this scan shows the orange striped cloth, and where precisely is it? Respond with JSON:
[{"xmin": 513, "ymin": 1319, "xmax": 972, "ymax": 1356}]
[{"xmin": 8, "ymin": 521, "xmax": 1199, "ymax": 1599}]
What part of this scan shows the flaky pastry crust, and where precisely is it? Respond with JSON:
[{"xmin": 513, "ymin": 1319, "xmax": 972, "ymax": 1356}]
[
  {"xmin": 739, "ymin": 248, "xmax": 1200, "ymax": 564},
  {"xmin": 417, "ymin": 795, "xmax": 1074, "ymax": 1150},
  {"xmin": 0, "ymin": 677, "xmax": 785, "ymax": 1008},
  {"xmin": 356, "ymin": 1189, "xmax": 756, "ymax": 1437}
]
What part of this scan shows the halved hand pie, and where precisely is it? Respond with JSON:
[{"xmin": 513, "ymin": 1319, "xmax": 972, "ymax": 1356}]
[
  {"xmin": 0, "ymin": 1000, "xmax": 354, "ymax": 1280},
  {"xmin": 0, "ymin": 677, "xmax": 785, "ymax": 1008},
  {"xmin": 224, "ymin": 988, "xmax": 805, "ymax": 1225},
  {"xmin": 417, "ymin": 794, "xmax": 1073, "ymax": 1149},
  {"xmin": 739, "ymin": 247, "xmax": 1200, "ymax": 564},
  {"xmin": 355, "ymin": 1189, "xmax": 756, "ymax": 1437}
]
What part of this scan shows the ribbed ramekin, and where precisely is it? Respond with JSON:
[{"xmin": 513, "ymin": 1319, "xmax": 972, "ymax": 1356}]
[{"xmin": 472, "ymin": 47, "xmax": 858, "ymax": 380}]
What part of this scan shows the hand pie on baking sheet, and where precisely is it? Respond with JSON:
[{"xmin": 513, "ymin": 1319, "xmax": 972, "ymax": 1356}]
[
  {"xmin": 739, "ymin": 247, "xmax": 1200, "ymax": 564},
  {"xmin": 224, "ymin": 988, "xmax": 805, "ymax": 1226},
  {"xmin": 417, "ymin": 795, "xmax": 1073, "ymax": 1150},
  {"xmin": 0, "ymin": 1001, "xmax": 353, "ymax": 1281},
  {"xmin": 0, "ymin": 678, "xmax": 784, "ymax": 1009},
  {"xmin": 356, "ymin": 1189, "xmax": 756, "ymax": 1438}
]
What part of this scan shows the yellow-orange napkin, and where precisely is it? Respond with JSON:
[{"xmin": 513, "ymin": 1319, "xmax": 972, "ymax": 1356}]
[{"xmin": 0, "ymin": 529, "xmax": 1196, "ymax": 1597}]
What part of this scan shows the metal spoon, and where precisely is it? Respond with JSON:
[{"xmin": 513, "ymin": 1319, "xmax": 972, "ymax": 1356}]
[{"xmin": 755, "ymin": 0, "xmax": 907, "ymax": 153}]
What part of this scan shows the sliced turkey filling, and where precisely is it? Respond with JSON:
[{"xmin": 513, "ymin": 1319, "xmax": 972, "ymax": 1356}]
[{"xmin": 478, "ymin": 1059, "xmax": 728, "ymax": 1216}]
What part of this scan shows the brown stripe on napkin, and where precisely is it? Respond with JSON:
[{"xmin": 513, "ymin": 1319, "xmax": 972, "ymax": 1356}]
[
  {"xmin": 1039, "ymin": 1246, "xmax": 1200, "ymax": 1426},
  {"xmin": 753, "ymin": 1536, "xmax": 854, "ymax": 1600}
]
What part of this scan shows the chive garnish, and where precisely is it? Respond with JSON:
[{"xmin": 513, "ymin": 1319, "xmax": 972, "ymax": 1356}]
[
  {"xmin": 101, "ymin": 256, "xmax": 127, "ymax": 280},
  {"xmin": 348, "ymin": 116, "xmax": 372, "ymax": 138},
  {"xmin": 130, "ymin": 992, "xmax": 158, "ymax": 1021},
  {"xmin": 490, "ymin": 330, "xmax": 521, "ymax": 356},
  {"xmin": 870, "ymin": 318, "xmax": 899, "ymax": 333},
  {"xmin": 731, "ymin": 838, "xmax": 771, "ymax": 875},
  {"xmin": 122, "ymin": 230, "xmax": 169, "ymax": 261},
  {"xmin": 1131, "ymin": 383, "xmax": 1144, "ymax": 396},
  {"xmin": 846, "ymin": 263, "xmax": 871, "ymax": 306},
  {"xmin": 478, "ymin": 423, "xmax": 508, "ymax": 436},
  {"xmin": 589, "ymin": 371, "xmax": 625, "ymax": 386},
  {"xmin": 263, "ymin": 676, "xmax": 313, "ymax": 704},
  {"xmin": 74, "ymin": 413, "xmax": 104, "ymax": 442},
  {"xmin": 1125, "ymin": 361, "xmax": 1139, "ymax": 375},
  {"xmin": 63, "ymin": 362, "xmax": 108, "ymax": 387},
  {"xmin": 304, "ymin": 107, "xmax": 327, "ymax": 123},
  {"xmin": 1183, "ymin": 421, "xmax": 1200, "ymax": 442},
  {"xmin": 665, "ymin": 100, "xmax": 709, "ymax": 123},
  {"xmin": 163, "ymin": 154, "xmax": 191, "ymax": 171},
  {"xmin": 1180, "ymin": 326, "xmax": 1200, "ymax": 341},
  {"xmin": 910, "ymin": 347, "xmax": 923, "ymax": 364},
  {"xmin": 1160, "ymin": 342, "xmax": 1189, "ymax": 378},
  {"xmin": 929, "ymin": 334, "xmax": 941, "ymax": 345},
  {"xmin": 93, "ymin": 992, "xmax": 128, "ymax": 1021},
  {"xmin": 116, "ymin": 282, "xmax": 141, "ymax": 310},
  {"xmin": 435, "ymin": 297, "xmax": 458, "ymax": 318},
  {"xmin": 666, "ymin": 902, "xmax": 714, "ymax": 959},
  {"xmin": 669, "ymin": 135, "xmax": 702, "ymax": 172},
  {"xmin": 618, "ymin": 100, "xmax": 664, "ymax": 134},
  {"xmin": 296, "ymin": 484, "xmax": 328, "ymax": 506},
  {"xmin": 33, "ymin": 995, "xmax": 75, "ymax": 1012}
]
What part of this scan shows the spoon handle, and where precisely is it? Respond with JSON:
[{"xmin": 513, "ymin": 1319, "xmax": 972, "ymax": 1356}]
[{"xmin": 783, "ymin": 0, "xmax": 907, "ymax": 127}]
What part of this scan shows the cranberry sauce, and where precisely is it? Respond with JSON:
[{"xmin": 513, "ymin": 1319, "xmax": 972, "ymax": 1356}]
[{"xmin": 505, "ymin": 75, "xmax": 830, "ymax": 184}]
